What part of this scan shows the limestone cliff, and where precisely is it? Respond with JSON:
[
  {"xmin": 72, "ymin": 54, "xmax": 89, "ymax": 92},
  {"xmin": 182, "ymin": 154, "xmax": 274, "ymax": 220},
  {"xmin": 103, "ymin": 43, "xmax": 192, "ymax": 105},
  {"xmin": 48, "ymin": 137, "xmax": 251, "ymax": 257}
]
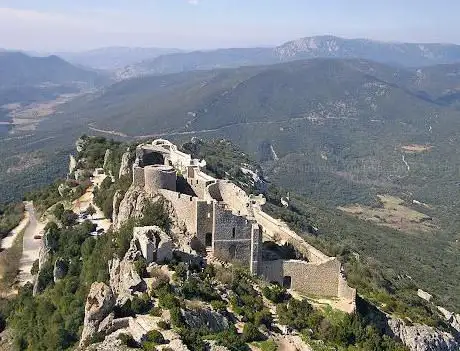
[
  {"xmin": 79, "ymin": 282, "xmax": 116, "ymax": 347},
  {"xmin": 109, "ymin": 239, "xmax": 146, "ymax": 305},
  {"xmin": 387, "ymin": 317, "xmax": 460, "ymax": 351},
  {"xmin": 118, "ymin": 150, "xmax": 134, "ymax": 179},
  {"xmin": 113, "ymin": 186, "xmax": 150, "ymax": 230}
]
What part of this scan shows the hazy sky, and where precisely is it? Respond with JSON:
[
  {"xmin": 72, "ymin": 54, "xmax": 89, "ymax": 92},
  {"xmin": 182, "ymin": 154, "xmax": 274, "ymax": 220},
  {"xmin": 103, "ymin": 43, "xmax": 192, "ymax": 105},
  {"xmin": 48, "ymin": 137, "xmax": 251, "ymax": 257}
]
[{"xmin": 0, "ymin": 0, "xmax": 457, "ymax": 52}]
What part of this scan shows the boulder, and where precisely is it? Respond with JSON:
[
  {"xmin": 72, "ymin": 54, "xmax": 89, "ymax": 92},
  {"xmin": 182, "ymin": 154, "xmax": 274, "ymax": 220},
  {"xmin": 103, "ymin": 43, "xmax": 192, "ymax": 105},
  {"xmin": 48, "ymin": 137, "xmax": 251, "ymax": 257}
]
[
  {"xmin": 181, "ymin": 308, "xmax": 229, "ymax": 333},
  {"xmin": 388, "ymin": 317, "xmax": 460, "ymax": 351},
  {"xmin": 80, "ymin": 282, "xmax": 116, "ymax": 347},
  {"xmin": 118, "ymin": 151, "xmax": 133, "ymax": 179},
  {"xmin": 53, "ymin": 257, "xmax": 68, "ymax": 282},
  {"xmin": 109, "ymin": 239, "xmax": 146, "ymax": 305}
]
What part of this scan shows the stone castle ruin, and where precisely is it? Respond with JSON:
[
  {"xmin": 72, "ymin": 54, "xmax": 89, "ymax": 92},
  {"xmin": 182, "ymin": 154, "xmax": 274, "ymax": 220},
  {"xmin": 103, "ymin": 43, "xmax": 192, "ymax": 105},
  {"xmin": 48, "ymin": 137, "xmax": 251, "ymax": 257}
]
[{"xmin": 132, "ymin": 139, "xmax": 356, "ymax": 311}]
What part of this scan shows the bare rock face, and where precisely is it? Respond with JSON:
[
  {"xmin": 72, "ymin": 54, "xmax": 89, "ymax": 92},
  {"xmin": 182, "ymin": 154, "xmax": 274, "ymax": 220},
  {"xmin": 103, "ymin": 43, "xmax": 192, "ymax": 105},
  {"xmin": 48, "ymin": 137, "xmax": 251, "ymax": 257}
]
[
  {"xmin": 53, "ymin": 257, "xmax": 68, "ymax": 282},
  {"xmin": 76, "ymin": 137, "xmax": 88, "ymax": 153},
  {"xmin": 69, "ymin": 155, "xmax": 77, "ymax": 176},
  {"xmin": 109, "ymin": 239, "xmax": 146, "ymax": 305},
  {"xmin": 181, "ymin": 308, "xmax": 229, "ymax": 333},
  {"xmin": 118, "ymin": 151, "xmax": 133, "ymax": 179},
  {"xmin": 80, "ymin": 282, "xmax": 116, "ymax": 347},
  {"xmin": 103, "ymin": 149, "xmax": 112, "ymax": 171},
  {"xmin": 438, "ymin": 307, "xmax": 460, "ymax": 333},
  {"xmin": 388, "ymin": 318, "xmax": 460, "ymax": 351},
  {"xmin": 114, "ymin": 186, "xmax": 150, "ymax": 230},
  {"xmin": 112, "ymin": 190, "xmax": 124, "ymax": 225}
]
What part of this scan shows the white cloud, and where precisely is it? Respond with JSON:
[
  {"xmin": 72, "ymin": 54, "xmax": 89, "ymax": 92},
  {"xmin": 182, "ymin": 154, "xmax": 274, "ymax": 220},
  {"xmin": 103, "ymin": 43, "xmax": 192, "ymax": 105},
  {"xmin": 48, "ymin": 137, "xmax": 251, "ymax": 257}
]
[{"xmin": 188, "ymin": 0, "xmax": 199, "ymax": 5}]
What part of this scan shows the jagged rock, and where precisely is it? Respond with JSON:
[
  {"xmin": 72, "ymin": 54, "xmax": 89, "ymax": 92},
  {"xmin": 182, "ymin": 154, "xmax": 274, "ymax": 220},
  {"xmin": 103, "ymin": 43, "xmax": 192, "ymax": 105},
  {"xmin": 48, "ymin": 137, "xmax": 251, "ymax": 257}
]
[
  {"xmin": 438, "ymin": 307, "xmax": 460, "ymax": 333},
  {"xmin": 53, "ymin": 257, "xmax": 68, "ymax": 282},
  {"xmin": 38, "ymin": 231, "xmax": 52, "ymax": 270},
  {"xmin": 112, "ymin": 190, "xmax": 124, "ymax": 225},
  {"xmin": 76, "ymin": 137, "xmax": 88, "ymax": 153},
  {"xmin": 80, "ymin": 282, "xmax": 116, "ymax": 347},
  {"xmin": 114, "ymin": 186, "xmax": 150, "ymax": 229},
  {"xmin": 103, "ymin": 149, "xmax": 112, "ymax": 171},
  {"xmin": 133, "ymin": 226, "xmax": 173, "ymax": 264},
  {"xmin": 109, "ymin": 239, "xmax": 146, "ymax": 305},
  {"xmin": 388, "ymin": 318, "xmax": 460, "ymax": 351},
  {"xmin": 118, "ymin": 151, "xmax": 133, "ymax": 179},
  {"xmin": 58, "ymin": 183, "xmax": 70, "ymax": 197},
  {"xmin": 181, "ymin": 308, "xmax": 229, "ymax": 333},
  {"xmin": 69, "ymin": 155, "xmax": 77, "ymax": 176}
]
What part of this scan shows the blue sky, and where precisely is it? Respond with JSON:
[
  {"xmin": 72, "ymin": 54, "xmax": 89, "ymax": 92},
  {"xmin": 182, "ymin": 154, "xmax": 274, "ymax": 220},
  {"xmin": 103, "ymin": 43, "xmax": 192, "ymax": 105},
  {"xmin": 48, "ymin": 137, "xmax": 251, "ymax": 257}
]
[{"xmin": 0, "ymin": 0, "xmax": 457, "ymax": 51}]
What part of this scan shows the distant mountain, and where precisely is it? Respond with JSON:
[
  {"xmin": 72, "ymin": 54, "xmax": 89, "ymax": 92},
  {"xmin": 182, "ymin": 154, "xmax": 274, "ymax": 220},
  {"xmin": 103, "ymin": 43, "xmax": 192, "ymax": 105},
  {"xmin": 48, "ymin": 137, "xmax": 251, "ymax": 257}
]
[
  {"xmin": 0, "ymin": 52, "xmax": 106, "ymax": 88},
  {"xmin": 57, "ymin": 47, "xmax": 184, "ymax": 70},
  {"xmin": 118, "ymin": 35, "xmax": 460, "ymax": 79}
]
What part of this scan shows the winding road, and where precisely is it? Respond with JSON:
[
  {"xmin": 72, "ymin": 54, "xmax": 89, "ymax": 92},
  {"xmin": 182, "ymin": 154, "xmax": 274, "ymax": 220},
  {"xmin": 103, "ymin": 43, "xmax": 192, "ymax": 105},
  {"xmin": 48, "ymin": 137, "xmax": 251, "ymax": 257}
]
[{"xmin": 17, "ymin": 202, "xmax": 46, "ymax": 285}]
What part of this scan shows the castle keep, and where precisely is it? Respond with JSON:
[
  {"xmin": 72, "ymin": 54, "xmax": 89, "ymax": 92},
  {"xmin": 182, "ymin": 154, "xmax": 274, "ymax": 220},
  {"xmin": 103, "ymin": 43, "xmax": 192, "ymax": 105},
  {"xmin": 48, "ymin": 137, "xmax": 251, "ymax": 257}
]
[{"xmin": 132, "ymin": 139, "xmax": 356, "ymax": 310}]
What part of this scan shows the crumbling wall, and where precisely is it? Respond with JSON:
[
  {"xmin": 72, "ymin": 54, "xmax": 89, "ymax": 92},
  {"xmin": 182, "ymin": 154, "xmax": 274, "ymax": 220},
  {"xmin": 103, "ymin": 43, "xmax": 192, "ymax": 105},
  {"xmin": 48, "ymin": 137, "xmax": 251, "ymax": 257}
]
[
  {"xmin": 196, "ymin": 200, "xmax": 214, "ymax": 245},
  {"xmin": 260, "ymin": 258, "xmax": 341, "ymax": 297},
  {"xmin": 144, "ymin": 165, "xmax": 177, "ymax": 195},
  {"xmin": 160, "ymin": 190, "xmax": 197, "ymax": 235},
  {"xmin": 212, "ymin": 204, "xmax": 254, "ymax": 266},
  {"xmin": 213, "ymin": 181, "xmax": 252, "ymax": 217},
  {"xmin": 254, "ymin": 209, "xmax": 329, "ymax": 263}
]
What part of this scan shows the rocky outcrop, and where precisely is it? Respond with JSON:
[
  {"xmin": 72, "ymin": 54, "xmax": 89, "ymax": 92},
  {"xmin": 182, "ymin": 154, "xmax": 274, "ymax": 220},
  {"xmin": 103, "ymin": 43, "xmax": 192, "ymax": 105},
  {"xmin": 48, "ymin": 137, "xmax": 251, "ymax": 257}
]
[
  {"xmin": 53, "ymin": 257, "xmax": 68, "ymax": 282},
  {"xmin": 80, "ymin": 282, "xmax": 116, "ymax": 347},
  {"xmin": 181, "ymin": 308, "xmax": 229, "ymax": 333},
  {"xmin": 112, "ymin": 190, "xmax": 124, "ymax": 225},
  {"xmin": 109, "ymin": 239, "xmax": 146, "ymax": 305},
  {"xmin": 103, "ymin": 149, "xmax": 112, "ymax": 171},
  {"xmin": 69, "ymin": 155, "xmax": 77, "ymax": 176},
  {"xmin": 118, "ymin": 151, "xmax": 133, "ymax": 179},
  {"xmin": 58, "ymin": 183, "xmax": 71, "ymax": 197},
  {"xmin": 438, "ymin": 307, "xmax": 460, "ymax": 333},
  {"xmin": 388, "ymin": 318, "xmax": 460, "ymax": 351},
  {"xmin": 113, "ymin": 186, "xmax": 150, "ymax": 230},
  {"xmin": 75, "ymin": 169, "xmax": 87, "ymax": 181},
  {"xmin": 76, "ymin": 137, "xmax": 88, "ymax": 153}
]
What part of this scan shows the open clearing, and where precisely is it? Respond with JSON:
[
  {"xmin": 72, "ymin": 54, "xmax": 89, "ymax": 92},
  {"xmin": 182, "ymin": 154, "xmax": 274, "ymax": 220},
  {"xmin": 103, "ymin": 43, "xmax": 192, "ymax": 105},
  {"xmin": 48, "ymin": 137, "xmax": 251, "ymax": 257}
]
[
  {"xmin": 338, "ymin": 195, "xmax": 437, "ymax": 233},
  {"xmin": 401, "ymin": 144, "xmax": 433, "ymax": 153}
]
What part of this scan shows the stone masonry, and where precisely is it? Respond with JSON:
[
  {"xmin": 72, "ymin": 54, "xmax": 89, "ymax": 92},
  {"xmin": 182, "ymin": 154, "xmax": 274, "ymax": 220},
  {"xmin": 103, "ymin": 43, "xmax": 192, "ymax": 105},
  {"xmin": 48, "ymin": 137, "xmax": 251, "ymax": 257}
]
[{"xmin": 131, "ymin": 139, "xmax": 356, "ymax": 309}]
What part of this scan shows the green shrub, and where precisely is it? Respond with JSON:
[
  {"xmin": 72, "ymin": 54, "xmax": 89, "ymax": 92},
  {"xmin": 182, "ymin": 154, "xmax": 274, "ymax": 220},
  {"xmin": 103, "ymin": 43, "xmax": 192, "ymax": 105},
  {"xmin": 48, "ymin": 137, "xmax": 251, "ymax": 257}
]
[
  {"xmin": 157, "ymin": 320, "xmax": 170, "ymax": 330},
  {"xmin": 149, "ymin": 307, "xmax": 163, "ymax": 317},
  {"xmin": 243, "ymin": 322, "xmax": 264, "ymax": 342}
]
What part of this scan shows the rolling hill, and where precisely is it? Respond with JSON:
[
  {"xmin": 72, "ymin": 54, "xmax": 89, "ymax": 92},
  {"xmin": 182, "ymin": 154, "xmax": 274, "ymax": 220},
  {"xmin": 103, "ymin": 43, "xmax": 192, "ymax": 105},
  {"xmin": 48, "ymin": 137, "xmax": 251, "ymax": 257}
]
[
  {"xmin": 0, "ymin": 52, "xmax": 106, "ymax": 88},
  {"xmin": 118, "ymin": 35, "xmax": 460, "ymax": 79},
  {"xmin": 56, "ymin": 46, "xmax": 184, "ymax": 70}
]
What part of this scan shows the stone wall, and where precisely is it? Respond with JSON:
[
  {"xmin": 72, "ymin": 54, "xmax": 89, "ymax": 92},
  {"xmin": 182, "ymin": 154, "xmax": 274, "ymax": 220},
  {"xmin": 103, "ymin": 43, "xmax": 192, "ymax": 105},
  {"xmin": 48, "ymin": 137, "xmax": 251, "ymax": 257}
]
[
  {"xmin": 159, "ymin": 190, "xmax": 197, "ymax": 235},
  {"xmin": 209, "ymin": 181, "xmax": 253, "ymax": 217},
  {"xmin": 196, "ymin": 200, "xmax": 214, "ymax": 245},
  {"xmin": 144, "ymin": 165, "xmax": 177, "ymax": 196},
  {"xmin": 250, "ymin": 224, "xmax": 262, "ymax": 274},
  {"xmin": 212, "ymin": 203, "xmax": 255, "ymax": 266},
  {"xmin": 187, "ymin": 166, "xmax": 215, "ymax": 199},
  {"xmin": 260, "ymin": 258, "xmax": 341, "ymax": 297},
  {"xmin": 254, "ymin": 209, "xmax": 329, "ymax": 263}
]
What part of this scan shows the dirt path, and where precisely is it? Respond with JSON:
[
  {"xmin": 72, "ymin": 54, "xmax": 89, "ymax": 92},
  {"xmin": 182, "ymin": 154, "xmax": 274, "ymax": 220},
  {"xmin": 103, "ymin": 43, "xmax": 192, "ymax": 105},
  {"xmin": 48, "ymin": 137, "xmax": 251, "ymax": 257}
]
[
  {"xmin": 17, "ymin": 202, "xmax": 46, "ymax": 285},
  {"xmin": 1, "ymin": 203, "xmax": 30, "ymax": 251}
]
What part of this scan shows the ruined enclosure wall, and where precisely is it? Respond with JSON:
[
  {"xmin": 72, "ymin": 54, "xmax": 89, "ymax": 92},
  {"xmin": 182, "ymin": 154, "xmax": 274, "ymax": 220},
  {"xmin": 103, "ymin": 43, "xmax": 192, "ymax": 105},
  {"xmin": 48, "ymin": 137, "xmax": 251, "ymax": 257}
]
[
  {"xmin": 196, "ymin": 200, "xmax": 214, "ymax": 245},
  {"xmin": 212, "ymin": 204, "xmax": 254, "ymax": 266},
  {"xmin": 260, "ymin": 258, "xmax": 341, "ymax": 297},
  {"xmin": 254, "ymin": 209, "xmax": 329, "ymax": 263},
  {"xmin": 159, "ymin": 190, "xmax": 196, "ymax": 235},
  {"xmin": 250, "ymin": 224, "xmax": 262, "ymax": 274},
  {"xmin": 144, "ymin": 166, "xmax": 177, "ymax": 196},
  {"xmin": 188, "ymin": 177, "xmax": 211, "ymax": 200},
  {"xmin": 338, "ymin": 273, "xmax": 356, "ymax": 301},
  {"xmin": 215, "ymin": 181, "xmax": 252, "ymax": 217}
]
